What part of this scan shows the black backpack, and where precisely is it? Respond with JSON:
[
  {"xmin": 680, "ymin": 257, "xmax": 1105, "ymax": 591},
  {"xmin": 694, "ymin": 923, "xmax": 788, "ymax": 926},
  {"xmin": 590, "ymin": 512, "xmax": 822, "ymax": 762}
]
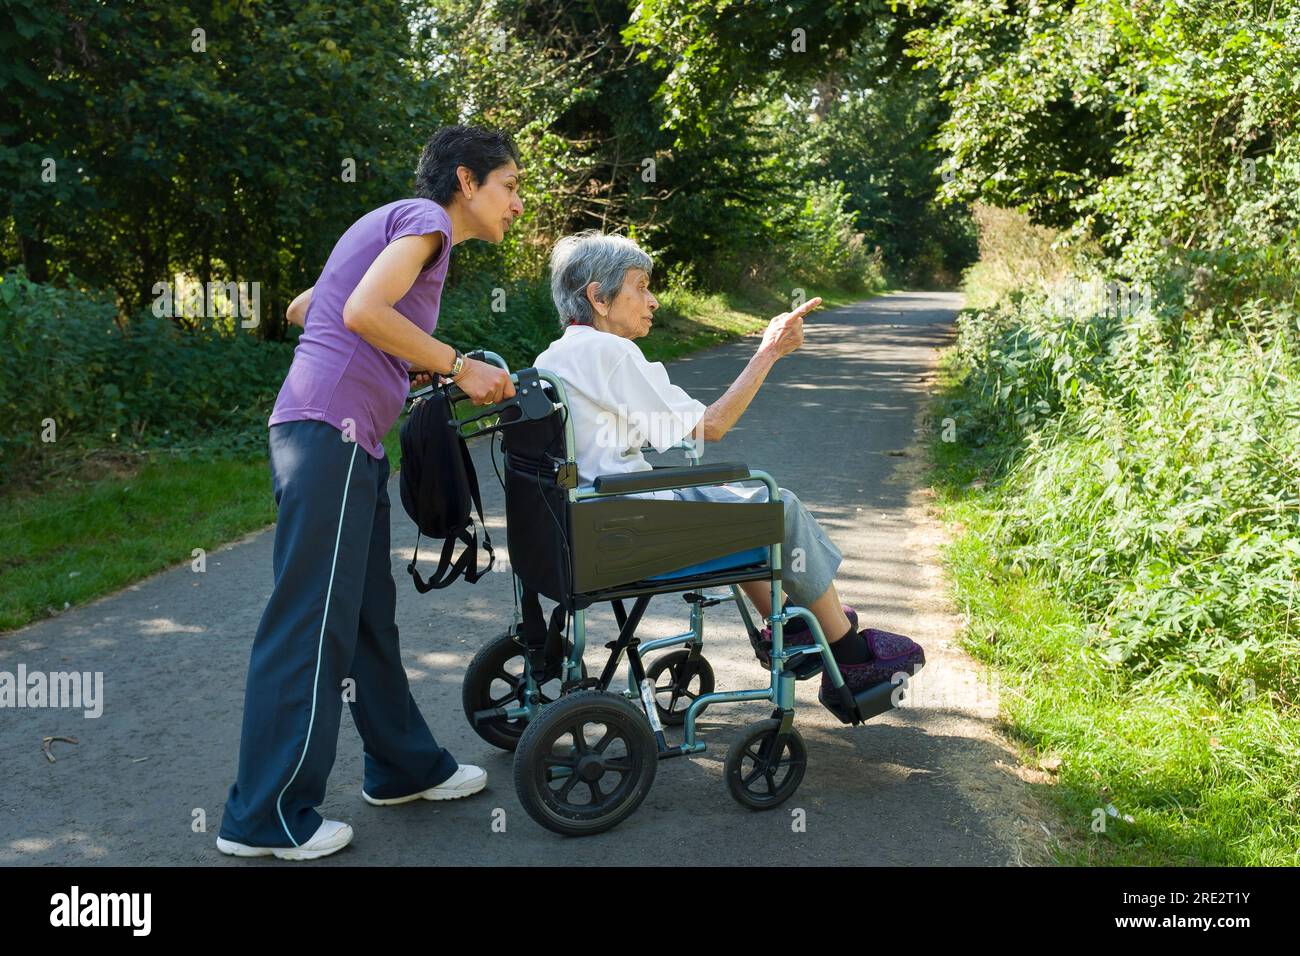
[{"xmin": 398, "ymin": 386, "xmax": 494, "ymax": 591}]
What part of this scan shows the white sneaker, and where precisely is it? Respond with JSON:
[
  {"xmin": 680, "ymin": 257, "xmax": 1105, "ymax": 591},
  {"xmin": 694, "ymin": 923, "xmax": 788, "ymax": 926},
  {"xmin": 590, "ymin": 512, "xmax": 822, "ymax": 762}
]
[
  {"xmin": 216, "ymin": 820, "xmax": 353, "ymax": 861},
  {"xmin": 361, "ymin": 765, "xmax": 487, "ymax": 805}
]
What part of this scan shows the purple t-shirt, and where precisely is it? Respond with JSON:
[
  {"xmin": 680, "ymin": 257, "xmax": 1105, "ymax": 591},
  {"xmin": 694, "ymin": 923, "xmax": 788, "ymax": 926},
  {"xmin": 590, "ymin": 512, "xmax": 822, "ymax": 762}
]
[{"xmin": 269, "ymin": 198, "xmax": 452, "ymax": 459}]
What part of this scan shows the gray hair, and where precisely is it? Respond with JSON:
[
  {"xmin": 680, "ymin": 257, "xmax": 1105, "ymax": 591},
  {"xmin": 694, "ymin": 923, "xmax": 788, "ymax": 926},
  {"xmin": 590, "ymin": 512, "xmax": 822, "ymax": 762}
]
[{"xmin": 549, "ymin": 230, "xmax": 653, "ymax": 331}]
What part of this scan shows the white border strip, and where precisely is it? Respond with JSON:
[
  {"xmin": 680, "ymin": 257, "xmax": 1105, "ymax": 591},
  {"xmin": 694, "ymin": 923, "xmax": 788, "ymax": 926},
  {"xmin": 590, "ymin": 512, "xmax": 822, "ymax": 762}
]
[{"xmin": 276, "ymin": 442, "xmax": 360, "ymax": 846}]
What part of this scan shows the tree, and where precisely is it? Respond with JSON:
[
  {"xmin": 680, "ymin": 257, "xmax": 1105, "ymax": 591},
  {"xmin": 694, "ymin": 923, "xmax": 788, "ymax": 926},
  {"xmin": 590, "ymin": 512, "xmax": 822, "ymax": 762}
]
[{"xmin": 1, "ymin": 0, "xmax": 441, "ymax": 336}]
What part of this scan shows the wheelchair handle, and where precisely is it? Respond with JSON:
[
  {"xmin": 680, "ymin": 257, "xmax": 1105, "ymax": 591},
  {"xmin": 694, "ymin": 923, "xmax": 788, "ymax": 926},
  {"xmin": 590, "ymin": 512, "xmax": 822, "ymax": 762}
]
[
  {"xmin": 446, "ymin": 368, "xmax": 563, "ymax": 428},
  {"xmin": 406, "ymin": 355, "xmax": 580, "ymax": 483},
  {"xmin": 406, "ymin": 348, "xmax": 508, "ymax": 405}
]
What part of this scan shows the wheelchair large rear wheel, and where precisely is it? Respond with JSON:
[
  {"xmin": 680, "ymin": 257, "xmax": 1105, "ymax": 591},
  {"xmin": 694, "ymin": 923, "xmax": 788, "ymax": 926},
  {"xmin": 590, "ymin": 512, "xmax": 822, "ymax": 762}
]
[
  {"xmin": 646, "ymin": 650, "xmax": 714, "ymax": 726},
  {"xmin": 462, "ymin": 632, "xmax": 585, "ymax": 751},
  {"xmin": 513, "ymin": 689, "xmax": 658, "ymax": 837},
  {"xmin": 724, "ymin": 718, "xmax": 807, "ymax": 810}
]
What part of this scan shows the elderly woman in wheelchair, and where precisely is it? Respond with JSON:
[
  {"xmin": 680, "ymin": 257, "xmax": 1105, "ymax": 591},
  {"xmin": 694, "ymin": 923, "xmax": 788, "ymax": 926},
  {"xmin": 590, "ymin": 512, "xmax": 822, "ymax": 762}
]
[
  {"xmin": 448, "ymin": 232, "xmax": 924, "ymax": 836},
  {"xmin": 537, "ymin": 231, "xmax": 926, "ymax": 700}
]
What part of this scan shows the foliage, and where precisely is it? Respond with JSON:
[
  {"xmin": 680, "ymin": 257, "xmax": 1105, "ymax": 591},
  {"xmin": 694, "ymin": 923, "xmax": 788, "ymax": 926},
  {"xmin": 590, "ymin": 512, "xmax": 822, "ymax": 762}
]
[
  {"xmin": 0, "ymin": 270, "xmax": 292, "ymax": 478},
  {"xmin": 920, "ymin": 1, "xmax": 1300, "ymax": 700},
  {"xmin": 1, "ymin": 0, "xmax": 439, "ymax": 333},
  {"xmin": 1, "ymin": 0, "xmax": 966, "ymax": 491},
  {"xmin": 911, "ymin": 0, "xmax": 1300, "ymax": 301},
  {"xmin": 947, "ymin": 273, "xmax": 1300, "ymax": 698}
]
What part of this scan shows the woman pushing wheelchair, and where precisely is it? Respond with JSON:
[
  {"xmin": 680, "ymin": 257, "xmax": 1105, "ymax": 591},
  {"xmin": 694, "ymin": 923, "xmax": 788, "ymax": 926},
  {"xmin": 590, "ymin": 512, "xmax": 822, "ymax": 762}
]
[{"xmin": 533, "ymin": 231, "xmax": 926, "ymax": 719}]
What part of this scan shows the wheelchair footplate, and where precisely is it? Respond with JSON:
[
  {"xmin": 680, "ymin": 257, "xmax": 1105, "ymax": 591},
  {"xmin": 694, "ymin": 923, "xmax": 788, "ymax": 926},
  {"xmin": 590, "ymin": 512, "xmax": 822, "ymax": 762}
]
[
  {"xmin": 824, "ymin": 666, "xmax": 924, "ymax": 726},
  {"xmin": 780, "ymin": 650, "xmax": 824, "ymax": 681}
]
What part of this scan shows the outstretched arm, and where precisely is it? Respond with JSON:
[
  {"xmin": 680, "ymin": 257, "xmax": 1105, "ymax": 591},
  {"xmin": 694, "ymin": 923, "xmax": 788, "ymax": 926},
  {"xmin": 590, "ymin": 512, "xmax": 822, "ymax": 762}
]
[{"xmin": 693, "ymin": 296, "xmax": 821, "ymax": 442}]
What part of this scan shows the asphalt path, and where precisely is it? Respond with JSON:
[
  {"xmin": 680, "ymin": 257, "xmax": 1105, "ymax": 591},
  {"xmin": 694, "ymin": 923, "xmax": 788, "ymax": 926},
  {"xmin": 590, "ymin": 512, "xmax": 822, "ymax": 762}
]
[{"xmin": 0, "ymin": 291, "xmax": 1033, "ymax": 866}]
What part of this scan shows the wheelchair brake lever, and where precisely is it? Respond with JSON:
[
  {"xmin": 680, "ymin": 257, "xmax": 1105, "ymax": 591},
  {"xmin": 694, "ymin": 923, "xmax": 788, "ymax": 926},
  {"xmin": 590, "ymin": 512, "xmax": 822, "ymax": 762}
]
[
  {"xmin": 443, "ymin": 373, "xmax": 560, "ymax": 434},
  {"xmin": 513, "ymin": 374, "xmax": 562, "ymax": 421}
]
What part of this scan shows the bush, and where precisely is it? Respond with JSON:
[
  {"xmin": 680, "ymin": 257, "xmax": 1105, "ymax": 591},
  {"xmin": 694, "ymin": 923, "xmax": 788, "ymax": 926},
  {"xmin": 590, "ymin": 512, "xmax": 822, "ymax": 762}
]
[
  {"xmin": 944, "ymin": 271, "xmax": 1300, "ymax": 701},
  {"xmin": 961, "ymin": 205, "xmax": 1086, "ymax": 311},
  {"xmin": 0, "ymin": 271, "xmax": 293, "ymax": 477},
  {"xmin": 777, "ymin": 180, "xmax": 885, "ymax": 291},
  {"xmin": 433, "ymin": 272, "xmax": 561, "ymax": 369}
]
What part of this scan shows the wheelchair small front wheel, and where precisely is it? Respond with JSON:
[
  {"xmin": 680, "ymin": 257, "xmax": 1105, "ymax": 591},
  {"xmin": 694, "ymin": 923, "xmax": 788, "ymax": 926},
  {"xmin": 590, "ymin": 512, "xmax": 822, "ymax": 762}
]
[
  {"xmin": 513, "ymin": 689, "xmax": 658, "ymax": 837},
  {"xmin": 724, "ymin": 719, "xmax": 807, "ymax": 811},
  {"xmin": 462, "ymin": 632, "xmax": 585, "ymax": 751},
  {"xmin": 646, "ymin": 650, "xmax": 715, "ymax": 726}
]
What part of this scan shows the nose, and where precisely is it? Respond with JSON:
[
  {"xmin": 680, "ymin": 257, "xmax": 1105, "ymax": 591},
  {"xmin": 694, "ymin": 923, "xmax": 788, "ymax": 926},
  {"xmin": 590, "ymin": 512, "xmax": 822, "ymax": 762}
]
[
  {"xmin": 648, "ymin": 293, "xmax": 659, "ymax": 311},
  {"xmin": 511, "ymin": 195, "xmax": 524, "ymax": 216}
]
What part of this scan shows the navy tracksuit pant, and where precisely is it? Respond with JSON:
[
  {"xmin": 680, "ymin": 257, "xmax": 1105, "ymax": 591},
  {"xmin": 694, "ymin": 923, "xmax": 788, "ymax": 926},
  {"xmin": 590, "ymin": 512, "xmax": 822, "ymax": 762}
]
[{"xmin": 219, "ymin": 419, "xmax": 458, "ymax": 848}]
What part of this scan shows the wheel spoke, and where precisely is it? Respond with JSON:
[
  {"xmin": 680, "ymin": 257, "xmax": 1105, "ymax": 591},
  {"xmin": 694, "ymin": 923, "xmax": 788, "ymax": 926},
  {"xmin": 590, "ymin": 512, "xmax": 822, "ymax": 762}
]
[
  {"xmin": 593, "ymin": 728, "xmax": 618, "ymax": 754},
  {"xmin": 777, "ymin": 752, "xmax": 802, "ymax": 772},
  {"xmin": 542, "ymin": 754, "xmax": 576, "ymax": 770},
  {"xmin": 487, "ymin": 670, "xmax": 522, "ymax": 708},
  {"xmin": 558, "ymin": 775, "xmax": 579, "ymax": 799},
  {"xmin": 764, "ymin": 770, "xmax": 777, "ymax": 795},
  {"xmin": 569, "ymin": 725, "xmax": 589, "ymax": 754},
  {"xmin": 742, "ymin": 764, "xmax": 765, "ymax": 787},
  {"xmin": 588, "ymin": 778, "xmax": 604, "ymax": 802}
]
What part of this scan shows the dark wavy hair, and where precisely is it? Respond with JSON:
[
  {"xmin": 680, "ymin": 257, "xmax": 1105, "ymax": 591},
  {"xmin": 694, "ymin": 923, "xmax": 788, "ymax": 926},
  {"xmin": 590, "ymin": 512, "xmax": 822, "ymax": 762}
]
[{"xmin": 413, "ymin": 125, "xmax": 520, "ymax": 204}]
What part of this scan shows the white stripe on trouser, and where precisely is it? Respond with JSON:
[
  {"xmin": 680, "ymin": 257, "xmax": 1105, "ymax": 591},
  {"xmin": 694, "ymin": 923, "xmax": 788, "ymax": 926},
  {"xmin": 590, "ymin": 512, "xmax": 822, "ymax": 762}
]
[{"xmin": 276, "ymin": 442, "xmax": 359, "ymax": 846}]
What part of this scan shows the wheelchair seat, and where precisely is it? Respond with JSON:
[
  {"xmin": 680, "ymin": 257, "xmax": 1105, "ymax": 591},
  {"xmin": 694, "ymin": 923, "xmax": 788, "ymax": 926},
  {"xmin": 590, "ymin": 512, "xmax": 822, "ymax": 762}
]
[{"xmin": 646, "ymin": 547, "xmax": 768, "ymax": 581}]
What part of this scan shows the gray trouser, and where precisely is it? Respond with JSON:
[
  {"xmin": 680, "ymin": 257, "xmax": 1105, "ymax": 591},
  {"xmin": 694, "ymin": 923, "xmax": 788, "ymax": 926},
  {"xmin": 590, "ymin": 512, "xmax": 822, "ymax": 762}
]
[{"xmin": 671, "ymin": 484, "xmax": 843, "ymax": 606}]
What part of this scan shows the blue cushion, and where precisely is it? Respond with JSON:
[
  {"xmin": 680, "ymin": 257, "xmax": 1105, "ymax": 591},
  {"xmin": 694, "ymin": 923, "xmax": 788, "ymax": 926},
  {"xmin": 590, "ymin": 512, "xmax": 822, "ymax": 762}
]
[{"xmin": 646, "ymin": 547, "xmax": 769, "ymax": 581}]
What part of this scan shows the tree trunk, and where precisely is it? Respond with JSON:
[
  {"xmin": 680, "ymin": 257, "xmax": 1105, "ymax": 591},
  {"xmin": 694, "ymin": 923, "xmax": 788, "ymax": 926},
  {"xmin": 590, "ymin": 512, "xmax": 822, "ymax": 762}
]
[{"xmin": 18, "ymin": 230, "xmax": 50, "ymax": 283}]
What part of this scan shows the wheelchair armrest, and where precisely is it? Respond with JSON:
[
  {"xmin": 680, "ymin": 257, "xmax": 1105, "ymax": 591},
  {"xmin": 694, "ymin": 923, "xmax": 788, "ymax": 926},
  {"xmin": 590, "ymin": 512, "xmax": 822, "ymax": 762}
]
[{"xmin": 592, "ymin": 462, "xmax": 750, "ymax": 495}]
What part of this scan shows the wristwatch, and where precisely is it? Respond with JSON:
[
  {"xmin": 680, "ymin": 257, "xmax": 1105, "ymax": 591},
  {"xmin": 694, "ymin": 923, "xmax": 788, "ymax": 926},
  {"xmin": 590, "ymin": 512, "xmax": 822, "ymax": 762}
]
[{"xmin": 447, "ymin": 348, "xmax": 465, "ymax": 380}]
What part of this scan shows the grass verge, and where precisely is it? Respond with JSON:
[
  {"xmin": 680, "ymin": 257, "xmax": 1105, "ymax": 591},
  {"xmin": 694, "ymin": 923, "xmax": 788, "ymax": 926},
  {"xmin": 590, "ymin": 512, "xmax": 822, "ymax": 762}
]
[{"xmin": 927, "ymin": 350, "xmax": 1300, "ymax": 866}]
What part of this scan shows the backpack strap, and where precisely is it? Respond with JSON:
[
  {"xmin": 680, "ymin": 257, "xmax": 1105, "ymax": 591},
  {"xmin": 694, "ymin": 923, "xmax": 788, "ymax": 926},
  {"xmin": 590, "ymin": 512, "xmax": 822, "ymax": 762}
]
[
  {"xmin": 461, "ymin": 444, "xmax": 495, "ymax": 582},
  {"xmin": 406, "ymin": 436, "xmax": 496, "ymax": 592}
]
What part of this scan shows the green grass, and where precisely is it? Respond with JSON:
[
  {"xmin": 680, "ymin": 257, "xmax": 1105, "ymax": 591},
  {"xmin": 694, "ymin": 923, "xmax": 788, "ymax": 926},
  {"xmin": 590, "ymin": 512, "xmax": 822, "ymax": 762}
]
[
  {"xmin": 0, "ymin": 277, "xmax": 881, "ymax": 634},
  {"xmin": 927, "ymin": 351, "xmax": 1300, "ymax": 866},
  {"xmin": 0, "ymin": 452, "xmax": 276, "ymax": 630}
]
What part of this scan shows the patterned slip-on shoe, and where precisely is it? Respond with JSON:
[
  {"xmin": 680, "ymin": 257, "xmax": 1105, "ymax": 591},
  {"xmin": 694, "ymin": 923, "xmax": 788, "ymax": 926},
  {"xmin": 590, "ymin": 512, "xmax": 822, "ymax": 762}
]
[
  {"xmin": 818, "ymin": 628, "xmax": 925, "ymax": 723},
  {"xmin": 755, "ymin": 606, "xmax": 858, "ymax": 668}
]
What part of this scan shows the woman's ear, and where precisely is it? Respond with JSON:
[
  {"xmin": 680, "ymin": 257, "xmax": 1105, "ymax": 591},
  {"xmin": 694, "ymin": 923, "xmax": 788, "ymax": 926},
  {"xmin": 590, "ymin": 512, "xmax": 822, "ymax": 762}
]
[
  {"xmin": 455, "ymin": 165, "xmax": 477, "ymax": 200},
  {"xmin": 585, "ymin": 281, "xmax": 608, "ymax": 317}
]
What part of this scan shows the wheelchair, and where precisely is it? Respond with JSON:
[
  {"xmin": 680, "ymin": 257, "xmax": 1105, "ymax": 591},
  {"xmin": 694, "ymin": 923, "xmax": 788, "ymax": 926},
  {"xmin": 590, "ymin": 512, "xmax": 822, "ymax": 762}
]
[{"xmin": 410, "ymin": 351, "xmax": 910, "ymax": 836}]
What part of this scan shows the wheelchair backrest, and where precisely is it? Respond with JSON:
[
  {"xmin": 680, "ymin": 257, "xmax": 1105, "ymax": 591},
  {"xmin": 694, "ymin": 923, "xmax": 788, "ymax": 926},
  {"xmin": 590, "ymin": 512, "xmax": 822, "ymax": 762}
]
[{"xmin": 500, "ymin": 384, "xmax": 585, "ymax": 609}]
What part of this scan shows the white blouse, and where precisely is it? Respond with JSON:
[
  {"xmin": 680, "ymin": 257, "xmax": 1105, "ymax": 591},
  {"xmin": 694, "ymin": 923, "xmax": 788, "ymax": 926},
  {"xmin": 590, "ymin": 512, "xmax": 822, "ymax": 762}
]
[{"xmin": 533, "ymin": 325, "xmax": 707, "ymax": 499}]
